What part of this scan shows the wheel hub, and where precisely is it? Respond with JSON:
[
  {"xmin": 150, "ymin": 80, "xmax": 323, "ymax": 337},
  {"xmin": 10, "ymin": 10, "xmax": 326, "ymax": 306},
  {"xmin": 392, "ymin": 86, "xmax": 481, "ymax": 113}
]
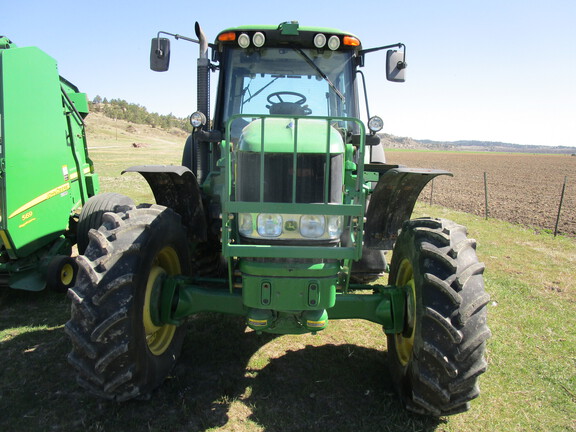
[
  {"xmin": 394, "ymin": 259, "xmax": 416, "ymax": 366},
  {"xmin": 142, "ymin": 246, "xmax": 181, "ymax": 356}
]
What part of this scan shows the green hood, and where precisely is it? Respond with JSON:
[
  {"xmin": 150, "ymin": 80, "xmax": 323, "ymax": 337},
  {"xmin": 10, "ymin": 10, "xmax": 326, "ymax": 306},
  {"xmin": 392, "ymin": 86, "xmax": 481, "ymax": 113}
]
[{"xmin": 238, "ymin": 118, "xmax": 345, "ymax": 154}]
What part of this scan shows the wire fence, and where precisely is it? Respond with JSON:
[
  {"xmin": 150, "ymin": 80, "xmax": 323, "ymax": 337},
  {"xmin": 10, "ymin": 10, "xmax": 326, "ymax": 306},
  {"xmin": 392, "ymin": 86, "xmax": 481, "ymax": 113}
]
[{"xmin": 387, "ymin": 152, "xmax": 576, "ymax": 237}]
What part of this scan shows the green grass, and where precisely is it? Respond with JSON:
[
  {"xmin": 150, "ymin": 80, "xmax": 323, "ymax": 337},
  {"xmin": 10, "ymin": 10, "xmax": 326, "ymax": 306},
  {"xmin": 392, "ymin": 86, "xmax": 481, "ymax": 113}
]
[
  {"xmin": 1, "ymin": 207, "xmax": 573, "ymax": 431},
  {"xmin": 1, "ymin": 118, "xmax": 575, "ymax": 431},
  {"xmin": 411, "ymin": 205, "xmax": 576, "ymax": 432}
]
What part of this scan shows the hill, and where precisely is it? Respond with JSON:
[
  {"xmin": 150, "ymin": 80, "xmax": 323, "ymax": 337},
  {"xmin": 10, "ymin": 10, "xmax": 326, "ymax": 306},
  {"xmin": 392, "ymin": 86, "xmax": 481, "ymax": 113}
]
[
  {"xmin": 86, "ymin": 98, "xmax": 576, "ymax": 154},
  {"xmin": 379, "ymin": 133, "xmax": 576, "ymax": 154}
]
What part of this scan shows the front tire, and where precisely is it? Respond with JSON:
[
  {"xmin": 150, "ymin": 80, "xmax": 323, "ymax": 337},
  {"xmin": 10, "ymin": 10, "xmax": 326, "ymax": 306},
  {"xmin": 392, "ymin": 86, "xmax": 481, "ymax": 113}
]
[
  {"xmin": 65, "ymin": 205, "xmax": 190, "ymax": 401},
  {"xmin": 387, "ymin": 218, "xmax": 491, "ymax": 416}
]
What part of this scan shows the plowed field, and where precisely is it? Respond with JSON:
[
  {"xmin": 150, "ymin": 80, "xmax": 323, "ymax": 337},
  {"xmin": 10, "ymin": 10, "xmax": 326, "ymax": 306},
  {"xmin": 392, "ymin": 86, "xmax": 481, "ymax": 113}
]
[{"xmin": 386, "ymin": 151, "xmax": 576, "ymax": 237}]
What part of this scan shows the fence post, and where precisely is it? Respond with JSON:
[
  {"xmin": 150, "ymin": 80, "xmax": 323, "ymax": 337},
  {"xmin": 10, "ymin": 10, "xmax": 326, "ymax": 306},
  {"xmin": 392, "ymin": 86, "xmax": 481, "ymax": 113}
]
[
  {"xmin": 554, "ymin": 176, "xmax": 567, "ymax": 237},
  {"xmin": 429, "ymin": 178, "xmax": 434, "ymax": 206},
  {"xmin": 484, "ymin": 172, "xmax": 489, "ymax": 220}
]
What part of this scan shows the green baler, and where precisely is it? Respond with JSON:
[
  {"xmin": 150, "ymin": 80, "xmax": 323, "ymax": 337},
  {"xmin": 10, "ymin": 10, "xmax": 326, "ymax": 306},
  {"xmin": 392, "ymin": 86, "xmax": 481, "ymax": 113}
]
[{"xmin": 0, "ymin": 37, "xmax": 100, "ymax": 291}]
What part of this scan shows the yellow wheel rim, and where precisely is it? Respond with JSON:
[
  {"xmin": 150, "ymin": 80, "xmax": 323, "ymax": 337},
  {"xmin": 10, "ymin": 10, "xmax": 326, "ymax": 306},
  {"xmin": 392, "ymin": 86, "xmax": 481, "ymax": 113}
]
[
  {"xmin": 60, "ymin": 262, "xmax": 75, "ymax": 286},
  {"xmin": 395, "ymin": 258, "xmax": 416, "ymax": 366},
  {"xmin": 143, "ymin": 246, "xmax": 180, "ymax": 356}
]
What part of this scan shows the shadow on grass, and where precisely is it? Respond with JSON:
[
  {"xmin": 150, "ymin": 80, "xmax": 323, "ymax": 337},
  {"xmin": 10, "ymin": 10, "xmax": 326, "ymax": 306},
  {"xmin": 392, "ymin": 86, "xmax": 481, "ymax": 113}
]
[{"xmin": 0, "ymin": 295, "xmax": 443, "ymax": 432}]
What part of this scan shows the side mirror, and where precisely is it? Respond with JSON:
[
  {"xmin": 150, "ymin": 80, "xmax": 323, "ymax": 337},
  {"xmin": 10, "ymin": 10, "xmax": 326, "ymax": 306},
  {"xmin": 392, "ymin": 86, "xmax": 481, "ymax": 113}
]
[
  {"xmin": 386, "ymin": 50, "xmax": 406, "ymax": 82},
  {"xmin": 150, "ymin": 38, "xmax": 171, "ymax": 72}
]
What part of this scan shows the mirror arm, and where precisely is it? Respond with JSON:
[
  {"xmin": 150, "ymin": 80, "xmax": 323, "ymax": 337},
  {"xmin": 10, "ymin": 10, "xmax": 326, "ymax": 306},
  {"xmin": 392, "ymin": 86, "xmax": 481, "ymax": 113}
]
[
  {"xmin": 356, "ymin": 70, "xmax": 371, "ymax": 120},
  {"xmin": 360, "ymin": 42, "xmax": 405, "ymax": 56},
  {"xmin": 359, "ymin": 43, "xmax": 407, "ymax": 69},
  {"xmin": 155, "ymin": 31, "xmax": 217, "ymax": 50}
]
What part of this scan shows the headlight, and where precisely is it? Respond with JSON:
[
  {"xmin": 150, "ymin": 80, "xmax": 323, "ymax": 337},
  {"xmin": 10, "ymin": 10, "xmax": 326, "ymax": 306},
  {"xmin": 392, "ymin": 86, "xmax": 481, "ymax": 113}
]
[
  {"xmin": 327, "ymin": 215, "xmax": 343, "ymax": 238},
  {"xmin": 300, "ymin": 215, "xmax": 325, "ymax": 238},
  {"xmin": 257, "ymin": 214, "xmax": 283, "ymax": 237},
  {"xmin": 239, "ymin": 213, "xmax": 253, "ymax": 236},
  {"xmin": 239, "ymin": 213, "xmax": 343, "ymax": 240}
]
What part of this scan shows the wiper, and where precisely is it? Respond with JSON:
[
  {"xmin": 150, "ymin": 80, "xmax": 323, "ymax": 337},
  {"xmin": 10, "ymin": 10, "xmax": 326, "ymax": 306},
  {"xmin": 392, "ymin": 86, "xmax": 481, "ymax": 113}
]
[
  {"xmin": 294, "ymin": 48, "xmax": 345, "ymax": 103},
  {"xmin": 242, "ymin": 76, "xmax": 281, "ymax": 106}
]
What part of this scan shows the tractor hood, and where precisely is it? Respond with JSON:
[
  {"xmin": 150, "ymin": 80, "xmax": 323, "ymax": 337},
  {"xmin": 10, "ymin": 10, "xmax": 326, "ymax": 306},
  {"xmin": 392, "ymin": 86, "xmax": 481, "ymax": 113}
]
[{"xmin": 238, "ymin": 118, "xmax": 345, "ymax": 154}]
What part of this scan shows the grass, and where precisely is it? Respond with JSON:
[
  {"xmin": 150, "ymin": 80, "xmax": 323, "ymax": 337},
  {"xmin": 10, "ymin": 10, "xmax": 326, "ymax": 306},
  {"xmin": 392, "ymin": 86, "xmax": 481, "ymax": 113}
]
[
  {"xmin": 411, "ymin": 205, "xmax": 576, "ymax": 432},
  {"xmin": 1, "ymin": 116, "xmax": 575, "ymax": 431}
]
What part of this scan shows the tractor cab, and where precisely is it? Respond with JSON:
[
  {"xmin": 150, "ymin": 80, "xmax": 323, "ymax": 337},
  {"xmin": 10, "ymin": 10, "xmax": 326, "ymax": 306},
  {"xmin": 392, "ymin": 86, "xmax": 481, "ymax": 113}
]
[{"xmin": 213, "ymin": 25, "xmax": 361, "ymax": 140}]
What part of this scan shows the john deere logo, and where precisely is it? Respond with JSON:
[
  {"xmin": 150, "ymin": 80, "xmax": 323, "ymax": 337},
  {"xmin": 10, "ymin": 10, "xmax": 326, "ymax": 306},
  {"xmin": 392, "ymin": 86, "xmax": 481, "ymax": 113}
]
[{"xmin": 285, "ymin": 220, "xmax": 297, "ymax": 231}]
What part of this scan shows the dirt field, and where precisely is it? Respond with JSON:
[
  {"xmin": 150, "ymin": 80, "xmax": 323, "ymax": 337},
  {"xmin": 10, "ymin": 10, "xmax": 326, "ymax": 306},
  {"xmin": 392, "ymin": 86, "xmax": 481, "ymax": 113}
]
[{"xmin": 385, "ymin": 151, "xmax": 576, "ymax": 237}]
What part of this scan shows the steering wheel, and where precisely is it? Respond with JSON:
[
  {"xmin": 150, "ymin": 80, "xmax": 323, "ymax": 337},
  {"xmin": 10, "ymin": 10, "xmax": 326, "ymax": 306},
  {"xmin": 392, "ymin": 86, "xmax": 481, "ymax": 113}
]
[
  {"xmin": 266, "ymin": 91, "xmax": 311, "ymax": 115},
  {"xmin": 267, "ymin": 91, "xmax": 307, "ymax": 106}
]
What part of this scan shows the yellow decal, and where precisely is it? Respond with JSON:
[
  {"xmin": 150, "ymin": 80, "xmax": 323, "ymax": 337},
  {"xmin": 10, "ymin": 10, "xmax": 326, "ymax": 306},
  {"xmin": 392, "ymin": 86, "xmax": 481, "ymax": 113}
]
[
  {"xmin": 8, "ymin": 183, "xmax": 71, "ymax": 219},
  {"xmin": 306, "ymin": 320, "xmax": 327, "ymax": 328},
  {"xmin": 69, "ymin": 167, "xmax": 91, "ymax": 181},
  {"xmin": 19, "ymin": 218, "xmax": 37, "ymax": 228},
  {"xmin": 0, "ymin": 230, "xmax": 12, "ymax": 250},
  {"xmin": 248, "ymin": 318, "xmax": 269, "ymax": 327}
]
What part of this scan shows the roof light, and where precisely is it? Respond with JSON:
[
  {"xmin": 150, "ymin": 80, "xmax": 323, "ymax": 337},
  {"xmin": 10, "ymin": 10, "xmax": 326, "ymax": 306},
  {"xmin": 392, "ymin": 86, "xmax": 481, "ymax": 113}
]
[
  {"xmin": 343, "ymin": 35, "xmax": 361, "ymax": 47},
  {"xmin": 218, "ymin": 32, "xmax": 236, "ymax": 42},
  {"xmin": 238, "ymin": 33, "xmax": 250, "ymax": 48},
  {"xmin": 327, "ymin": 35, "xmax": 340, "ymax": 51},
  {"xmin": 252, "ymin": 32, "xmax": 265, "ymax": 47},
  {"xmin": 314, "ymin": 33, "xmax": 327, "ymax": 48}
]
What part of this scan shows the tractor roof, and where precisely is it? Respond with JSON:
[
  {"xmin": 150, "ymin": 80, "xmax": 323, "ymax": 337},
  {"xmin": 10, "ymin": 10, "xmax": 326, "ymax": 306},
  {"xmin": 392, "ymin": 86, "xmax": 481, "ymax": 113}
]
[{"xmin": 216, "ymin": 21, "xmax": 362, "ymax": 50}]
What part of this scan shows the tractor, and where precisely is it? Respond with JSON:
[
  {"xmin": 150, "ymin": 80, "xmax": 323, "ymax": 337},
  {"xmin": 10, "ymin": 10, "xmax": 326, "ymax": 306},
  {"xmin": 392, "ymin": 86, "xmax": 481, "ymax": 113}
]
[
  {"xmin": 0, "ymin": 37, "xmax": 129, "ymax": 292},
  {"xmin": 65, "ymin": 22, "xmax": 490, "ymax": 416}
]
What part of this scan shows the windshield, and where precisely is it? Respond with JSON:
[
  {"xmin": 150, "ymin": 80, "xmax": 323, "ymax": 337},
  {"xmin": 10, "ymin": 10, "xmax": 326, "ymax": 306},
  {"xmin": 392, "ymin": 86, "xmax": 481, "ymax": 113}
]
[{"xmin": 218, "ymin": 47, "xmax": 358, "ymax": 137}]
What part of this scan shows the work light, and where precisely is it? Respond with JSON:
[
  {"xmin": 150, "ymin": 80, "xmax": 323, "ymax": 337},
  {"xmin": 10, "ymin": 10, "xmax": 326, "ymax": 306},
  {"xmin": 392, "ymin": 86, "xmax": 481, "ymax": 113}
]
[
  {"xmin": 189, "ymin": 111, "xmax": 206, "ymax": 128},
  {"xmin": 238, "ymin": 33, "xmax": 250, "ymax": 49},
  {"xmin": 368, "ymin": 116, "xmax": 384, "ymax": 133},
  {"xmin": 252, "ymin": 32, "xmax": 266, "ymax": 48},
  {"xmin": 314, "ymin": 33, "xmax": 327, "ymax": 49}
]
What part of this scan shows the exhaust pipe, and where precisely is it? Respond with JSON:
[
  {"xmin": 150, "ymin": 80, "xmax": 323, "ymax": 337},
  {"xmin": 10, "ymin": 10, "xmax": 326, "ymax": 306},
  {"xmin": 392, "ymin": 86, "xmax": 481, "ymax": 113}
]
[
  {"xmin": 194, "ymin": 22, "xmax": 210, "ymax": 183},
  {"xmin": 195, "ymin": 22, "xmax": 210, "ymax": 125}
]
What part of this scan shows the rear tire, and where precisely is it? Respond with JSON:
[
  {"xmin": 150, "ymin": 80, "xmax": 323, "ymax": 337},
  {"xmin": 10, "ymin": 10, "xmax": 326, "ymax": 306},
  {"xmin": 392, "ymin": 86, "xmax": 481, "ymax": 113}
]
[
  {"xmin": 77, "ymin": 193, "xmax": 135, "ymax": 254},
  {"xmin": 65, "ymin": 205, "xmax": 190, "ymax": 401},
  {"xmin": 387, "ymin": 218, "xmax": 491, "ymax": 416}
]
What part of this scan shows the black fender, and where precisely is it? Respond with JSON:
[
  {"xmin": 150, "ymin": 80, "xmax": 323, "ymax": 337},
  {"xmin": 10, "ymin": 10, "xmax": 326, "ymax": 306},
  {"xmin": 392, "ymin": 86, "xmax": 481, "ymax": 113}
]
[
  {"xmin": 122, "ymin": 165, "xmax": 207, "ymax": 242},
  {"xmin": 364, "ymin": 167, "xmax": 452, "ymax": 250}
]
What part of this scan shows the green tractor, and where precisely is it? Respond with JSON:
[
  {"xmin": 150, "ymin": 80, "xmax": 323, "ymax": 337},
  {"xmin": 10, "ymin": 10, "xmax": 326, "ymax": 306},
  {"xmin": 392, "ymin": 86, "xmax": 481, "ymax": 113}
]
[
  {"xmin": 65, "ymin": 22, "xmax": 490, "ymax": 416},
  {"xmin": 0, "ymin": 37, "xmax": 129, "ymax": 292}
]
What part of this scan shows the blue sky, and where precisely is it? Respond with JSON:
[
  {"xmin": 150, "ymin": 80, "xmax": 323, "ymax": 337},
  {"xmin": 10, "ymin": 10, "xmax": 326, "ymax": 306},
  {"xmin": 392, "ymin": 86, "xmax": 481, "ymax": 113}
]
[{"xmin": 3, "ymin": 0, "xmax": 575, "ymax": 147}]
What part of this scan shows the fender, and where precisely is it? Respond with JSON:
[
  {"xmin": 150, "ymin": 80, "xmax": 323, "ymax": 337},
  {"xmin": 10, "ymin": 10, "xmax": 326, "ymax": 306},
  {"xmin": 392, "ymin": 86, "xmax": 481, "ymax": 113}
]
[
  {"xmin": 122, "ymin": 165, "xmax": 207, "ymax": 242},
  {"xmin": 364, "ymin": 166, "xmax": 452, "ymax": 250}
]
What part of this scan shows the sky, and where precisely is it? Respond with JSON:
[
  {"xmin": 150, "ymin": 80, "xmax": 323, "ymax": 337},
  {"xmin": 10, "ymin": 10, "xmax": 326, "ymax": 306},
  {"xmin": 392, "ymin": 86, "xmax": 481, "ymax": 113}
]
[{"xmin": 3, "ymin": 0, "xmax": 575, "ymax": 147}]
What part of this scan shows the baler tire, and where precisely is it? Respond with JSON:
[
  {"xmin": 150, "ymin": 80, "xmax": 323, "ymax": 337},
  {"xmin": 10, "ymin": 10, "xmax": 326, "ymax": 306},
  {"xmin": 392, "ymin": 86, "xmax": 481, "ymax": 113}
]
[
  {"xmin": 46, "ymin": 255, "xmax": 78, "ymax": 293},
  {"xmin": 65, "ymin": 204, "xmax": 190, "ymax": 401},
  {"xmin": 387, "ymin": 217, "xmax": 491, "ymax": 416},
  {"xmin": 77, "ymin": 193, "xmax": 135, "ymax": 254}
]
